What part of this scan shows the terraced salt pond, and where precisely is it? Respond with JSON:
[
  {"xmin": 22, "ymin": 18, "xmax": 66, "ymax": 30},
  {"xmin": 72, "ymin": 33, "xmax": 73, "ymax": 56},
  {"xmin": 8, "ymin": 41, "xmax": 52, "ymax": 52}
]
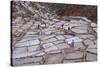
[
  {"xmin": 12, "ymin": 17, "xmax": 97, "ymax": 65},
  {"xmin": 11, "ymin": 2, "xmax": 97, "ymax": 66}
]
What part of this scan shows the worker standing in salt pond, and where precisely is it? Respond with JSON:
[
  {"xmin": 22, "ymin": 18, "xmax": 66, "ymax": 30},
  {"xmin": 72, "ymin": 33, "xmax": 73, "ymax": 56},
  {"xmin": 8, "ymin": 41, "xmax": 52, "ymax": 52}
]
[
  {"xmin": 71, "ymin": 40, "xmax": 74, "ymax": 48},
  {"xmin": 37, "ymin": 24, "xmax": 40, "ymax": 29}
]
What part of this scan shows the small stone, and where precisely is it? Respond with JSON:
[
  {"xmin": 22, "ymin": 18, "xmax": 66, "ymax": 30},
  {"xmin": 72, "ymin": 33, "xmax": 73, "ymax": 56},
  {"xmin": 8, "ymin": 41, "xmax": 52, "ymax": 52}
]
[
  {"xmin": 53, "ymin": 19, "xmax": 60, "ymax": 22},
  {"xmin": 41, "ymin": 24, "xmax": 46, "ymax": 28},
  {"xmin": 91, "ymin": 23, "xmax": 97, "ymax": 27},
  {"xmin": 28, "ymin": 7, "xmax": 34, "ymax": 12}
]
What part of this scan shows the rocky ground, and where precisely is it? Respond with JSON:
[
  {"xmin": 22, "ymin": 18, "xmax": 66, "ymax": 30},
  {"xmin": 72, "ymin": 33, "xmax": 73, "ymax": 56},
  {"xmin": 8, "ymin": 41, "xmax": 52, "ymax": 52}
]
[{"xmin": 11, "ymin": 1, "xmax": 97, "ymax": 66}]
